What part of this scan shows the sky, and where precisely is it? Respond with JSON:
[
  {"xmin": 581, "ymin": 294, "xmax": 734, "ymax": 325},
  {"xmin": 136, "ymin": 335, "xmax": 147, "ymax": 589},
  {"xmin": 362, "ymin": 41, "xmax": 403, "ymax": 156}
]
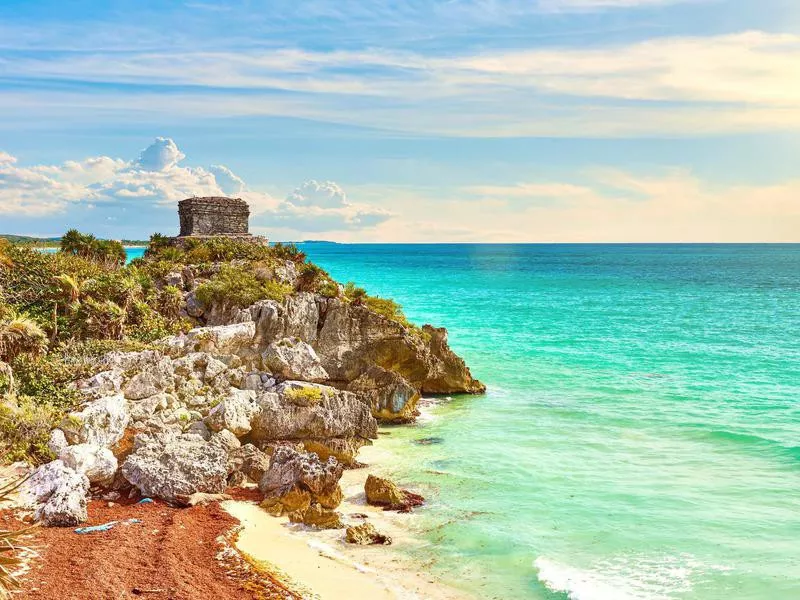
[{"xmin": 1, "ymin": 0, "xmax": 799, "ymax": 242}]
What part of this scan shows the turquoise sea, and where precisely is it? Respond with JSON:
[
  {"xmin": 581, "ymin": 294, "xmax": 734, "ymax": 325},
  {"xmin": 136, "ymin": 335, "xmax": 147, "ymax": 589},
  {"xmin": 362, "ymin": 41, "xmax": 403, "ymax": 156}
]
[
  {"xmin": 296, "ymin": 244, "xmax": 800, "ymax": 600},
  {"xmin": 96, "ymin": 243, "xmax": 799, "ymax": 598}
]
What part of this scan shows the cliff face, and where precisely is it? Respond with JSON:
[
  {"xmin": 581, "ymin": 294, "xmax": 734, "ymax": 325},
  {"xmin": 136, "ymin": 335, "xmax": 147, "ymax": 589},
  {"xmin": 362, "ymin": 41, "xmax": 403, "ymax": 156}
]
[
  {"xmin": 247, "ymin": 294, "xmax": 485, "ymax": 395},
  {"xmin": 23, "ymin": 251, "xmax": 484, "ymax": 527}
]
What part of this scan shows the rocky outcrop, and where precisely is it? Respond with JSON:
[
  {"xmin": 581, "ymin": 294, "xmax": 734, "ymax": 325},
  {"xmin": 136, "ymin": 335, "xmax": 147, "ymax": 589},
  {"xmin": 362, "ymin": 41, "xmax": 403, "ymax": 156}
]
[
  {"xmin": 30, "ymin": 246, "xmax": 483, "ymax": 527},
  {"xmin": 59, "ymin": 443, "xmax": 117, "ymax": 486},
  {"xmin": 204, "ymin": 389, "xmax": 258, "ymax": 436},
  {"xmin": 258, "ymin": 446, "xmax": 344, "ymax": 527},
  {"xmin": 289, "ymin": 503, "xmax": 343, "ymax": 529},
  {"xmin": 24, "ymin": 460, "xmax": 90, "ymax": 527},
  {"xmin": 365, "ymin": 474, "xmax": 424, "ymax": 512},
  {"xmin": 347, "ymin": 366, "xmax": 420, "ymax": 423},
  {"xmin": 346, "ymin": 522, "xmax": 392, "ymax": 545},
  {"xmin": 60, "ymin": 394, "xmax": 129, "ymax": 447},
  {"xmin": 251, "ymin": 382, "xmax": 375, "ymax": 440},
  {"xmin": 121, "ymin": 434, "xmax": 228, "ymax": 504},
  {"xmin": 261, "ymin": 337, "xmax": 328, "ymax": 382}
]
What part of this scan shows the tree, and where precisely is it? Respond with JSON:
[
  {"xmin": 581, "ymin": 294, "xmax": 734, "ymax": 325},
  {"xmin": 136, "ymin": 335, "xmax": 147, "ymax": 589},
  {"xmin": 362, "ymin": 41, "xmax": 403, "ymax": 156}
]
[{"xmin": 0, "ymin": 311, "xmax": 47, "ymax": 364}]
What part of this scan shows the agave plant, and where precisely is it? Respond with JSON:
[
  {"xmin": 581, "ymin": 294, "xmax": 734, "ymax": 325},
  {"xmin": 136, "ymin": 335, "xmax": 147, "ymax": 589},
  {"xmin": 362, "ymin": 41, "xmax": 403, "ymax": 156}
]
[
  {"xmin": 0, "ymin": 312, "xmax": 48, "ymax": 364},
  {"xmin": 0, "ymin": 476, "xmax": 34, "ymax": 599}
]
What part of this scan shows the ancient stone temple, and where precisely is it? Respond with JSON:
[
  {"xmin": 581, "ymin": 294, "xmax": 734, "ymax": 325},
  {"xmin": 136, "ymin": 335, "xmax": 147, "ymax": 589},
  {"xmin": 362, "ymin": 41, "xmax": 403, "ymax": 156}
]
[{"xmin": 178, "ymin": 196, "xmax": 250, "ymax": 237}]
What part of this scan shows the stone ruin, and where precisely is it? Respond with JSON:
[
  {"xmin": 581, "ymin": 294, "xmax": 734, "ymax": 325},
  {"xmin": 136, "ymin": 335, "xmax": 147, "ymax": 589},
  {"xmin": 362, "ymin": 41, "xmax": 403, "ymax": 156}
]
[{"xmin": 178, "ymin": 196, "xmax": 251, "ymax": 238}]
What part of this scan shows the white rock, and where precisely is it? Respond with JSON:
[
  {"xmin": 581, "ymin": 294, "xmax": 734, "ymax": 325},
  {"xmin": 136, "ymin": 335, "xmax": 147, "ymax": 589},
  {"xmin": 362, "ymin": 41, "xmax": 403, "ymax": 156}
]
[
  {"xmin": 261, "ymin": 337, "xmax": 329, "ymax": 383},
  {"xmin": 61, "ymin": 394, "xmax": 130, "ymax": 447},
  {"xmin": 76, "ymin": 370, "xmax": 123, "ymax": 399},
  {"xmin": 25, "ymin": 460, "xmax": 90, "ymax": 527},
  {"xmin": 204, "ymin": 389, "xmax": 257, "ymax": 436},
  {"xmin": 121, "ymin": 436, "xmax": 228, "ymax": 504},
  {"xmin": 59, "ymin": 444, "xmax": 118, "ymax": 485},
  {"xmin": 185, "ymin": 322, "xmax": 256, "ymax": 355},
  {"xmin": 209, "ymin": 429, "xmax": 241, "ymax": 454},
  {"xmin": 47, "ymin": 429, "xmax": 68, "ymax": 456}
]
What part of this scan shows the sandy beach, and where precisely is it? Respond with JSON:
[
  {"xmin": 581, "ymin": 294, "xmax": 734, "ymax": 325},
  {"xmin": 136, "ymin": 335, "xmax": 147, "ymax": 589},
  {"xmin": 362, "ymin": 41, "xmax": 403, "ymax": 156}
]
[{"xmin": 224, "ymin": 444, "xmax": 468, "ymax": 600}]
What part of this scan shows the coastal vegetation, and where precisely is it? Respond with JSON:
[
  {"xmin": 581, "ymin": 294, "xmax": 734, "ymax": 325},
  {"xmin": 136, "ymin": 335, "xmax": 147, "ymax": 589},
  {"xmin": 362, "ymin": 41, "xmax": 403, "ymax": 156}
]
[{"xmin": 0, "ymin": 231, "xmax": 424, "ymax": 465}]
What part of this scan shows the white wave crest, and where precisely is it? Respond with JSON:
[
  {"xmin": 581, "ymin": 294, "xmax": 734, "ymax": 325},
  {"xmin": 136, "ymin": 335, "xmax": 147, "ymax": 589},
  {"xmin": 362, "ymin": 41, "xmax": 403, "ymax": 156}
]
[{"xmin": 534, "ymin": 554, "xmax": 729, "ymax": 600}]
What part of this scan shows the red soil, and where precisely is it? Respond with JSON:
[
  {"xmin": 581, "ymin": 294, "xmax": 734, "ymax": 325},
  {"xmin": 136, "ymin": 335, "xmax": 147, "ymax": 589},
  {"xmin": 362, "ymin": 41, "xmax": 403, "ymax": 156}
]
[{"xmin": 5, "ymin": 493, "xmax": 298, "ymax": 600}]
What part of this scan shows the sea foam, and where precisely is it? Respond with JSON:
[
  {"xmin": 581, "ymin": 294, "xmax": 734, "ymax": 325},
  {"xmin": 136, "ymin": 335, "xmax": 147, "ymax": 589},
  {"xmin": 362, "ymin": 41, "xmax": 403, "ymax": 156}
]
[{"xmin": 533, "ymin": 554, "xmax": 724, "ymax": 600}]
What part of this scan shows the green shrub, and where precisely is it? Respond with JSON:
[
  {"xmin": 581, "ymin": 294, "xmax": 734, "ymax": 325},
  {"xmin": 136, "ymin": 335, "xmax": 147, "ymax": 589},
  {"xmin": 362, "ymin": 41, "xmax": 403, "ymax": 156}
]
[
  {"xmin": 297, "ymin": 262, "xmax": 327, "ymax": 293},
  {"xmin": 0, "ymin": 398, "xmax": 58, "ymax": 464},
  {"xmin": 343, "ymin": 282, "xmax": 367, "ymax": 305},
  {"xmin": 270, "ymin": 242, "xmax": 306, "ymax": 263},
  {"xmin": 126, "ymin": 300, "xmax": 181, "ymax": 343},
  {"xmin": 159, "ymin": 285, "xmax": 184, "ymax": 320},
  {"xmin": 364, "ymin": 296, "xmax": 413, "ymax": 329},
  {"xmin": 318, "ymin": 280, "xmax": 340, "ymax": 298},
  {"xmin": 284, "ymin": 386, "xmax": 324, "ymax": 405},
  {"xmin": 60, "ymin": 229, "xmax": 126, "ymax": 267},
  {"xmin": 196, "ymin": 265, "xmax": 291, "ymax": 309},
  {"xmin": 11, "ymin": 354, "xmax": 85, "ymax": 411}
]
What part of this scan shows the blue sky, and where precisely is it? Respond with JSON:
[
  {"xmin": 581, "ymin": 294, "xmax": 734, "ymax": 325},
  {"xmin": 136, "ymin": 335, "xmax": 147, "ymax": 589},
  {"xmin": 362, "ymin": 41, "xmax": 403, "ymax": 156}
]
[{"xmin": 1, "ymin": 0, "xmax": 799, "ymax": 241}]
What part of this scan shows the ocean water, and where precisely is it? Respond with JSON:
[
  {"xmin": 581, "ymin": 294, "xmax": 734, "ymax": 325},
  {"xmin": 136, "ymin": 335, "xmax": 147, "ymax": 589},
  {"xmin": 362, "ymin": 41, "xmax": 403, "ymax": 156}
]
[{"xmin": 298, "ymin": 244, "xmax": 800, "ymax": 600}]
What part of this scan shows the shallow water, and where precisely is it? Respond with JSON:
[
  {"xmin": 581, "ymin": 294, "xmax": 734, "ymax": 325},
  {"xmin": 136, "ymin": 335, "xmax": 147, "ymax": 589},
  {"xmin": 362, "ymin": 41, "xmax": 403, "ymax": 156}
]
[{"xmin": 300, "ymin": 244, "xmax": 800, "ymax": 600}]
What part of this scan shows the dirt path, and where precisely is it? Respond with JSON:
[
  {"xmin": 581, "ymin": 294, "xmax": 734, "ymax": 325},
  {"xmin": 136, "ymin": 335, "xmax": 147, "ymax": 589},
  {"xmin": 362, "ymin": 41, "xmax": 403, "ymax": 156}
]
[{"xmin": 8, "ymin": 493, "xmax": 298, "ymax": 600}]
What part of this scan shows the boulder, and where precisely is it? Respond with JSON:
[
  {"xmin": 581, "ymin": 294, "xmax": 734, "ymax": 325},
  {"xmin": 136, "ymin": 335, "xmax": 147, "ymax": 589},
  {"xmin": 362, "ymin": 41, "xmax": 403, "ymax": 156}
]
[
  {"xmin": 185, "ymin": 322, "xmax": 256, "ymax": 356},
  {"xmin": 260, "ymin": 487, "xmax": 311, "ymax": 516},
  {"xmin": 231, "ymin": 444, "xmax": 270, "ymax": 483},
  {"xmin": 261, "ymin": 337, "xmax": 328, "ymax": 383},
  {"xmin": 60, "ymin": 394, "xmax": 130, "ymax": 448},
  {"xmin": 47, "ymin": 429, "xmax": 68, "ymax": 456},
  {"xmin": 25, "ymin": 460, "xmax": 90, "ymax": 527},
  {"xmin": 250, "ymin": 383, "xmax": 377, "ymax": 443},
  {"xmin": 259, "ymin": 446, "xmax": 343, "ymax": 498},
  {"xmin": 59, "ymin": 443, "xmax": 118, "ymax": 486},
  {"xmin": 204, "ymin": 389, "xmax": 258, "ymax": 436},
  {"xmin": 163, "ymin": 271, "xmax": 184, "ymax": 288},
  {"xmin": 129, "ymin": 393, "xmax": 173, "ymax": 422},
  {"xmin": 171, "ymin": 352, "xmax": 228, "ymax": 383},
  {"xmin": 76, "ymin": 370, "xmax": 123, "ymax": 399},
  {"xmin": 288, "ymin": 503, "xmax": 343, "ymax": 529},
  {"xmin": 209, "ymin": 429, "xmax": 241, "ymax": 454},
  {"xmin": 301, "ymin": 438, "xmax": 370, "ymax": 468},
  {"xmin": 347, "ymin": 366, "xmax": 420, "ymax": 423},
  {"xmin": 345, "ymin": 522, "xmax": 392, "ymax": 545},
  {"xmin": 97, "ymin": 350, "xmax": 175, "ymax": 401},
  {"xmin": 185, "ymin": 291, "xmax": 204, "ymax": 318},
  {"xmin": 364, "ymin": 474, "xmax": 424, "ymax": 512},
  {"xmin": 121, "ymin": 435, "xmax": 228, "ymax": 504}
]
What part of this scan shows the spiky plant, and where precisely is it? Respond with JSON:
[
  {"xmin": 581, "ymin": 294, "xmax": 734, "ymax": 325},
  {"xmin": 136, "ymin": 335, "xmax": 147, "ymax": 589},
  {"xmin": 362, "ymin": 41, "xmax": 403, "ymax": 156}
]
[
  {"xmin": 0, "ymin": 476, "xmax": 34, "ymax": 599},
  {"xmin": 0, "ymin": 312, "xmax": 48, "ymax": 364},
  {"xmin": 54, "ymin": 274, "xmax": 80, "ymax": 305}
]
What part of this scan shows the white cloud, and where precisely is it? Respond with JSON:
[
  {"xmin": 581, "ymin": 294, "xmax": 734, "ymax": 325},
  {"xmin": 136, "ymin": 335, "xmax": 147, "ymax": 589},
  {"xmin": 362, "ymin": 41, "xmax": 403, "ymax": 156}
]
[
  {"xmin": 208, "ymin": 165, "xmax": 246, "ymax": 196},
  {"xmin": 287, "ymin": 180, "xmax": 347, "ymax": 208},
  {"xmin": 134, "ymin": 137, "xmax": 186, "ymax": 171},
  {"xmin": 0, "ymin": 138, "xmax": 392, "ymax": 234},
  {"xmin": 274, "ymin": 180, "xmax": 392, "ymax": 231}
]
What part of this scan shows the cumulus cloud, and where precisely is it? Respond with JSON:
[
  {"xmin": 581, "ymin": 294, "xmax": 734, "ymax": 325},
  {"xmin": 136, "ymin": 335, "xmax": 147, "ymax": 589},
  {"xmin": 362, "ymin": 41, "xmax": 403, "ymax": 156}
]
[
  {"xmin": 273, "ymin": 180, "xmax": 393, "ymax": 231},
  {"xmin": 208, "ymin": 165, "xmax": 246, "ymax": 196},
  {"xmin": 134, "ymin": 137, "xmax": 186, "ymax": 171},
  {"xmin": 0, "ymin": 138, "xmax": 392, "ymax": 234},
  {"xmin": 286, "ymin": 180, "xmax": 348, "ymax": 208}
]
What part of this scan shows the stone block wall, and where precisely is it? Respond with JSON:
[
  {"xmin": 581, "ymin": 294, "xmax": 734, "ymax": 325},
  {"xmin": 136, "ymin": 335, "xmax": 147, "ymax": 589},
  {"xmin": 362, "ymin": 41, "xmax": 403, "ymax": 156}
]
[{"xmin": 178, "ymin": 197, "xmax": 250, "ymax": 236}]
